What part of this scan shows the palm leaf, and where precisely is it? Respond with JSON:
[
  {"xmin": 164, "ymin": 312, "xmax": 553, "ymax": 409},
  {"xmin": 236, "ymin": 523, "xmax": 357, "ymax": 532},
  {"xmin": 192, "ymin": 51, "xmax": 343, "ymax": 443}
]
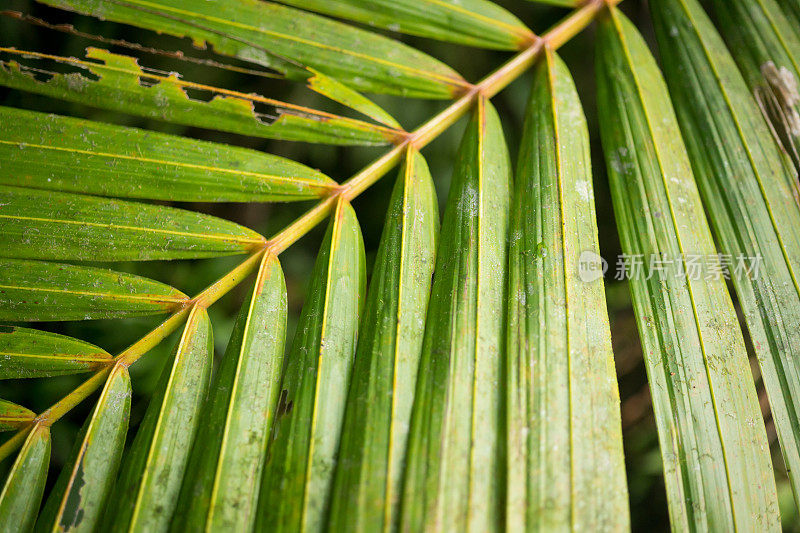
[
  {"xmin": 103, "ymin": 306, "xmax": 212, "ymax": 531},
  {"xmin": 0, "ymin": 185, "xmax": 265, "ymax": 261},
  {"xmin": 0, "ymin": 326, "xmax": 111, "ymax": 379},
  {"xmin": 505, "ymin": 49, "xmax": 628, "ymax": 531},
  {"xmin": 0, "ymin": 424, "xmax": 50, "ymax": 531},
  {"xmin": 256, "ymin": 199, "xmax": 365, "ymax": 533},
  {"xmin": 0, "ymin": 47, "xmax": 403, "ymax": 146},
  {"xmin": 173, "ymin": 254, "xmax": 287, "ymax": 531},
  {"xmin": 651, "ymin": 0, "xmax": 800, "ymax": 510},
  {"xmin": 35, "ymin": 365, "xmax": 131, "ymax": 533},
  {"xmin": 39, "ymin": 0, "xmax": 469, "ymax": 99},
  {"xmin": 401, "ymin": 98, "xmax": 510, "ymax": 532},
  {"xmin": 596, "ymin": 8, "xmax": 778, "ymax": 529},
  {"xmin": 1, "ymin": 106, "xmax": 337, "ymax": 201},
  {"xmin": 0, "ymin": 259, "xmax": 187, "ymax": 321},
  {"xmin": 276, "ymin": 0, "xmax": 535, "ymax": 50},
  {"xmin": 328, "ymin": 148, "xmax": 439, "ymax": 532},
  {"xmin": 0, "ymin": 400, "xmax": 35, "ymax": 432}
]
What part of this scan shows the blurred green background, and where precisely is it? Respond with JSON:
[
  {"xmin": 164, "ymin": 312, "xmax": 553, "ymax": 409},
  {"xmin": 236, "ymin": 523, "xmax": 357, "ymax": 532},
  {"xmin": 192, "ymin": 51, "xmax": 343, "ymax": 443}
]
[{"xmin": 1, "ymin": 0, "xmax": 796, "ymax": 530}]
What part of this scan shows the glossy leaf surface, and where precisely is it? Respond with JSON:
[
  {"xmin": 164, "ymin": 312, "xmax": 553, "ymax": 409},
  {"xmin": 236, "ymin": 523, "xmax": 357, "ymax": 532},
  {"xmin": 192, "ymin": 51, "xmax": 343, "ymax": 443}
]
[
  {"xmin": 0, "ymin": 424, "xmax": 51, "ymax": 531},
  {"xmin": 597, "ymin": 9, "xmax": 778, "ymax": 530},
  {"xmin": 0, "ymin": 106, "xmax": 337, "ymax": 202},
  {"xmin": 36, "ymin": 365, "xmax": 131, "ymax": 533},
  {"xmin": 0, "ymin": 400, "xmax": 35, "ymax": 432},
  {"xmin": 652, "ymin": 0, "xmax": 800, "ymax": 511},
  {"xmin": 103, "ymin": 307, "xmax": 212, "ymax": 532},
  {"xmin": 40, "ymin": 0, "xmax": 468, "ymax": 98},
  {"xmin": 505, "ymin": 50, "xmax": 629, "ymax": 531},
  {"xmin": 277, "ymin": 0, "xmax": 534, "ymax": 50},
  {"xmin": 257, "ymin": 200, "xmax": 366, "ymax": 533},
  {"xmin": 401, "ymin": 99, "xmax": 510, "ymax": 533},
  {"xmin": 0, "ymin": 185, "xmax": 265, "ymax": 261},
  {"xmin": 0, "ymin": 259, "xmax": 187, "ymax": 321},
  {"xmin": 174, "ymin": 254, "xmax": 287, "ymax": 532},
  {"xmin": 328, "ymin": 149, "xmax": 439, "ymax": 532},
  {"xmin": 0, "ymin": 326, "xmax": 111, "ymax": 379}
]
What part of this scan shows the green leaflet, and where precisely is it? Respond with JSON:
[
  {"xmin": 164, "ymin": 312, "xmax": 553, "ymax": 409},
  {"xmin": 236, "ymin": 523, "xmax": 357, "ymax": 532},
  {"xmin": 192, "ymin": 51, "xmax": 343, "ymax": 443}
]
[
  {"xmin": 0, "ymin": 326, "xmax": 111, "ymax": 379},
  {"xmin": 328, "ymin": 149, "xmax": 439, "ymax": 532},
  {"xmin": 39, "ymin": 0, "xmax": 468, "ymax": 99},
  {"xmin": 0, "ymin": 259, "xmax": 187, "ymax": 321},
  {"xmin": 597, "ymin": 8, "xmax": 779, "ymax": 530},
  {"xmin": 505, "ymin": 50, "xmax": 628, "ymax": 531},
  {"xmin": 0, "ymin": 106, "xmax": 337, "ymax": 202},
  {"xmin": 256, "ymin": 199, "xmax": 366, "ymax": 533},
  {"xmin": 0, "ymin": 400, "xmax": 35, "ymax": 432},
  {"xmin": 0, "ymin": 185, "xmax": 265, "ymax": 261},
  {"xmin": 0, "ymin": 48, "xmax": 401, "ymax": 146},
  {"xmin": 35, "ymin": 365, "xmax": 131, "ymax": 533},
  {"xmin": 710, "ymin": 0, "xmax": 800, "ymax": 176},
  {"xmin": 174, "ymin": 254, "xmax": 287, "ymax": 531},
  {"xmin": 103, "ymin": 307, "xmax": 212, "ymax": 532},
  {"xmin": 400, "ymin": 99, "xmax": 510, "ymax": 533},
  {"xmin": 303, "ymin": 70, "xmax": 401, "ymax": 128},
  {"xmin": 276, "ymin": 0, "xmax": 534, "ymax": 50},
  {"xmin": 0, "ymin": 424, "xmax": 50, "ymax": 531},
  {"xmin": 652, "ymin": 0, "xmax": 800, "ymax": 513}
]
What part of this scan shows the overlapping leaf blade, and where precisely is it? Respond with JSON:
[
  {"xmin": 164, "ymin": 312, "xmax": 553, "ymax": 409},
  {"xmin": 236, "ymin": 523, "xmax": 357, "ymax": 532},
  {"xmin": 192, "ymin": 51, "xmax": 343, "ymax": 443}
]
[
  {"xmin": 596, "ymin": 9, "xmax": 778, "ymax": 530},
  {"xmin": 0, "ymin": 326, "xmax": 111, "ymax": 379},
  {"xmin": 401, "ymin": 99, "xmax": 509, "ymax": 533},
  {"xmin": 35, "ymin": 365, "xmax": 131, "ymax": 533},
  {"xmin": 1, "ymin": 106, "xmax": 337, "ymax": 202},
  {"xmin": 651, "ymin": 0, "xmax": 800, "ymax": 510},
  {"xmin": 39, "ymin": 0, "xmax": 468, "ymax": 99},
  {"xmin": 0, "ymin": 48, "xmax": 401, "ymax": 146},
  {"xmin": 0, "ymin": 400, "xmax": 35, "ymax": 432},
  {"xmin": 710, "ymin": 0, "xmax": 800, "ymax": 175},
  {"xmin": 505, "ymin": 50, "xmax": 628, "ymax": 531},
  {"xmin": 256, "ymin": 200, "xmax": 365, "ymax": 533},
  {"xmin": 328, "ymin": 149, "xmax": 439, "ymax": 532},
  {"xmin": 0, "ymin": 424, "xmax": 50, "ymax": 531},
  {"xmin": 0, "ymin": 185, "xmax": 265, "ymax": 261},
  {"xmin": 276, "ymin": 0, "xmax": 535, "ymax": 50},
  {"xmin": 0, "ymin": 259, "xmax": 187, "ymax": 321},
  {"xmin": 174, "ymin": 254, "xmax": 287, "ymax": 531},
  {"xmin": 103, "ymin": 307, "xmax": 212, "ymax": 531}
]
